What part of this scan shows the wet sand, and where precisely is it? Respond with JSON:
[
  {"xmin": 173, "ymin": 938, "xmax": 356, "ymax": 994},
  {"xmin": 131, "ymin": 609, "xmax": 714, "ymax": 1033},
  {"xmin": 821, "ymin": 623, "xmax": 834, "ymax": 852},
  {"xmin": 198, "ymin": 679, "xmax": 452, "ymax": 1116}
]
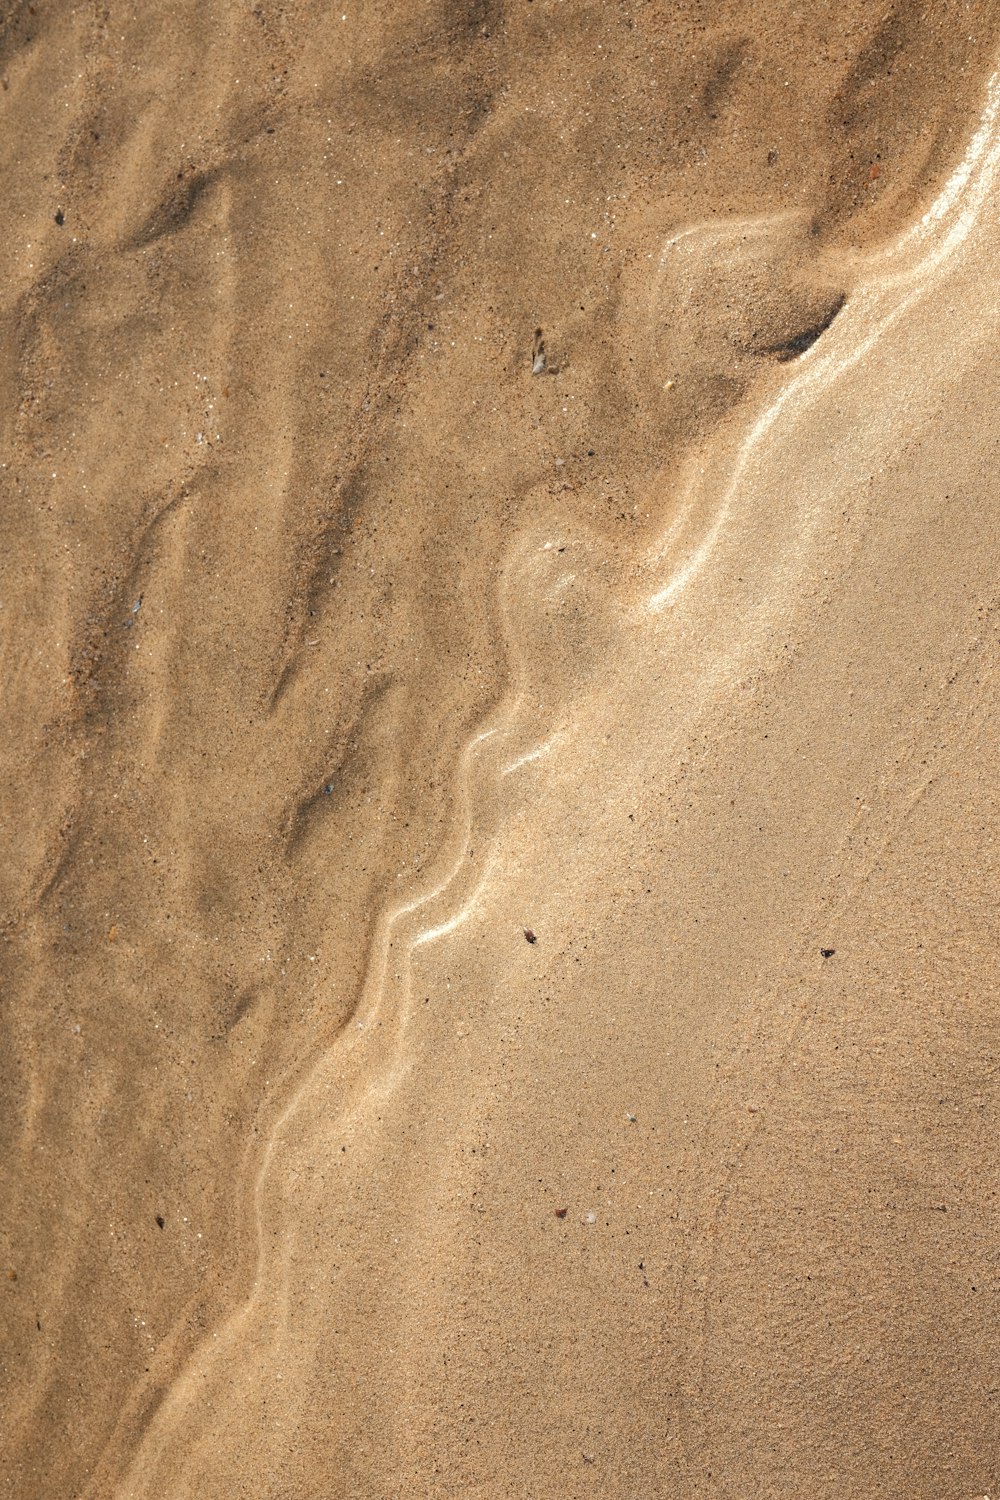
[{"xmin": 2, "ymin": 4, "xmax": 1000, "ymax": 1497}]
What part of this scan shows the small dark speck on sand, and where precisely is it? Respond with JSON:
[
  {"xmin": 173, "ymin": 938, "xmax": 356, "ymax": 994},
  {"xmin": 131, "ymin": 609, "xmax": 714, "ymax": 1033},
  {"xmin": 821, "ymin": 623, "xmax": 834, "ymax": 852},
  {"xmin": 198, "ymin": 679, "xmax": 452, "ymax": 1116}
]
[
  {"xmin": 155, "ymin": 1214, "xmax": 165, "ymax": 1229},
  {"xmin": 555, "ymin": 1207, "xmax": 568, "ymax": 1219},
  {"xmin": 820, "ymin": 948, "xmax": 835, "ymax": 958},
  {"xmin": 54, "ymin": 209, "xmax": 64, "ymax": 225},
  {"xmin": 524, "ymin": 928, "xmax": 537, "ymax": 944}
]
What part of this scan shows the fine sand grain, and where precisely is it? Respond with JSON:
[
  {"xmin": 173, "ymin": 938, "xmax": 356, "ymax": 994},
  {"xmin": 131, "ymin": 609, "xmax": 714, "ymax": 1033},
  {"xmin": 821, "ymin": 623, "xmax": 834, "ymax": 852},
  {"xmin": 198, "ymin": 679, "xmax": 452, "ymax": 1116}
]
[{"xmin": 2, "ymin": 4, "xmax": 1000, "ymax": 1497}]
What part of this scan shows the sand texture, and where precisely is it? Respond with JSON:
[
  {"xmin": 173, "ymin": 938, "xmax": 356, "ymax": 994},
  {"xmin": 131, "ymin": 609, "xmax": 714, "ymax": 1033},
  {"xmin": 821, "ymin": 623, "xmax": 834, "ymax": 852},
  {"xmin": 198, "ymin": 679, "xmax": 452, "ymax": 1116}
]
[{"xmin": 2, "ymin": 3, "xmax": 1000, "ymax": 1496}]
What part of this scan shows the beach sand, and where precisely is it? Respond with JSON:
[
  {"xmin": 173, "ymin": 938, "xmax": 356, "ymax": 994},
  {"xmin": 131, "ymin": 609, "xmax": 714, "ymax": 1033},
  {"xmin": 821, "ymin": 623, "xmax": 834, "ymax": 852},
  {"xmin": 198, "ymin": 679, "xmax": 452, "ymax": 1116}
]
[{"xmin": 2, "ymin": 3, "xmax": 999, "ymax": 1496}]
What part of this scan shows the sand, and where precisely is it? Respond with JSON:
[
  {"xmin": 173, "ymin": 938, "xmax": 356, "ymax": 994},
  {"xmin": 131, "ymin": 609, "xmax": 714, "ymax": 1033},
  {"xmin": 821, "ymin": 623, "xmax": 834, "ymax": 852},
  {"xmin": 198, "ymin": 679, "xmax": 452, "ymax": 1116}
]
[{"xmin": 2, "ymin": 3, "xmax": 999, "ymax": 1496}]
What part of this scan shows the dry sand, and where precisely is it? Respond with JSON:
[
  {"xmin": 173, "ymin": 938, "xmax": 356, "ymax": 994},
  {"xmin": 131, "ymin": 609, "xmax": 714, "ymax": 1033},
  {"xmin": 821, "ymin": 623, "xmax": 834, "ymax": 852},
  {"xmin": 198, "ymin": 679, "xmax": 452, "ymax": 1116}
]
[{"xmin": 2, "ymin": 3, "xmax": 1000, "ymax": 1497}]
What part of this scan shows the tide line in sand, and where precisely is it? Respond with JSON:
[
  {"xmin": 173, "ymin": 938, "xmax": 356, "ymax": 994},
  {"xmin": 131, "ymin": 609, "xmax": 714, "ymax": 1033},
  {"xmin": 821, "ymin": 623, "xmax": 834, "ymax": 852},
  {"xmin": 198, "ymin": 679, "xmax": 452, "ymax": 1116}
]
[
  {"xmin": 645, "ymin": 66, "xmax": 1000, "ymax": 621},
  {"xmin": 103, "ymin": 548, "xmax": 569, "ymax": 1493},
  {"xmin": 99, "ymin": 57, "xmax": 1000, "ymax": 1500}
]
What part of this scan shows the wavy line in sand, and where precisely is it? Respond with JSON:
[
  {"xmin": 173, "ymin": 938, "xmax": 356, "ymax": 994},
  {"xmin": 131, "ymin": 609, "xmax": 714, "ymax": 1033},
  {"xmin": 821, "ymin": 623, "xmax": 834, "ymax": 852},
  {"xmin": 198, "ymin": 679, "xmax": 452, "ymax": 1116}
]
[
  {"xmin": 108, "ymin": 66, "xmax": 1000, "ymax": 1497},
  {"xmin": 105, "ymin": 531, "xmax": 570, "ymax": 1496},
  {"xmin": 645, "ymin": 67, "xmax": 1000, "ymax": 622}
]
